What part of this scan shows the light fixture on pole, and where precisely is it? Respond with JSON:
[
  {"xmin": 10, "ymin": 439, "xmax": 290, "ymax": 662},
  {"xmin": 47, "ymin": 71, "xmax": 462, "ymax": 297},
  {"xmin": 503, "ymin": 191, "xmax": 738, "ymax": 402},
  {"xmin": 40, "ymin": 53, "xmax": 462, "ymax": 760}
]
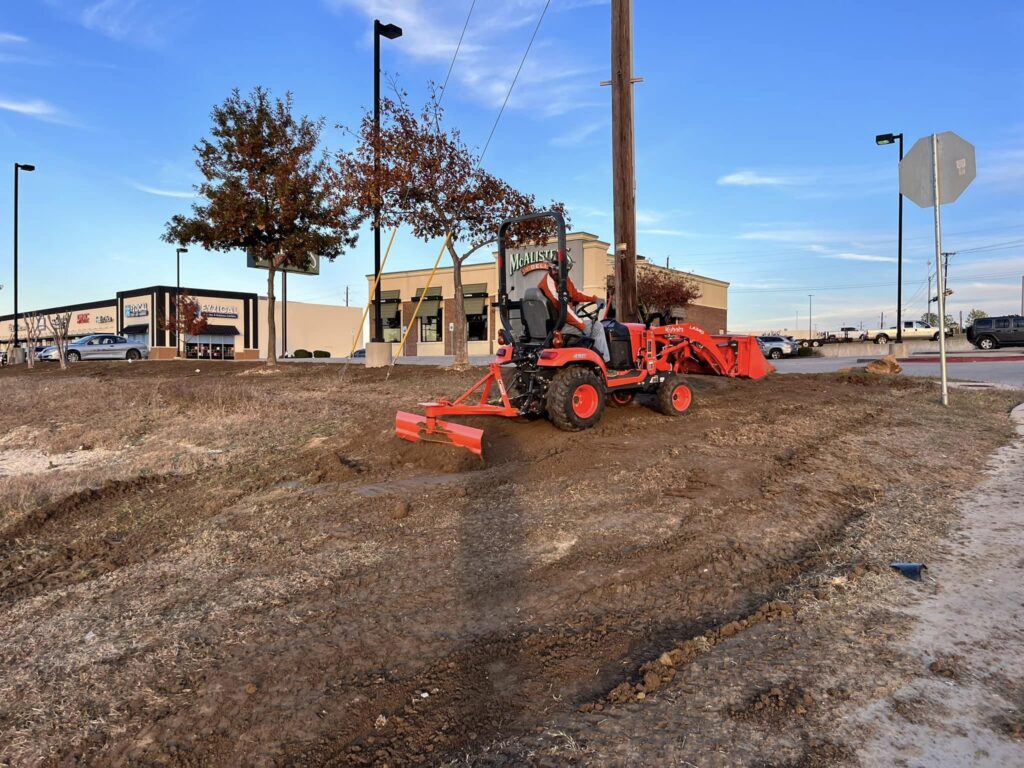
[
  {"xmin": 372, "ymin": 19, "xmax": 402, "ymax": 344},
  {"xmin": 875, "ymin": 132, "xmax": 904, "ymax": 343},
  {"xmin": 176, "ymin": 247, "xmax": 188, "ymax": 357},
  {"xmin": 13, "ymin": 162, "xmax": 35, "ymax": 351}
]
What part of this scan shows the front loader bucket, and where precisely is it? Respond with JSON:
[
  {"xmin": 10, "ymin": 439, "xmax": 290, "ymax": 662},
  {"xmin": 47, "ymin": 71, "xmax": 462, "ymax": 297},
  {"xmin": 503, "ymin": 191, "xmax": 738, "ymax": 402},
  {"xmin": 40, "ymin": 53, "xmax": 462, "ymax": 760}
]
[
  {"xmin": 728, "ymin": 336, "xmax": 773, "ymax": 380},
  {"xmin": 395, "ymin": 411, "xmax": 484, "ymax": 458}
]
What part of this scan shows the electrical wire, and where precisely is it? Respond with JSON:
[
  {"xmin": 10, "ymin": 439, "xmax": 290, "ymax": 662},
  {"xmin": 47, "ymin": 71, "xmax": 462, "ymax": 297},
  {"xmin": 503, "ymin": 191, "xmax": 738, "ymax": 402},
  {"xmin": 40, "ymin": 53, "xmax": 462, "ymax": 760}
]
[
  {"xmin": 479, "ymin": 0, "xmax": 551, "ymax": 162},
  {"xmin": 438, "ymin": 0, "xmax": 476, "ymax": 105}
]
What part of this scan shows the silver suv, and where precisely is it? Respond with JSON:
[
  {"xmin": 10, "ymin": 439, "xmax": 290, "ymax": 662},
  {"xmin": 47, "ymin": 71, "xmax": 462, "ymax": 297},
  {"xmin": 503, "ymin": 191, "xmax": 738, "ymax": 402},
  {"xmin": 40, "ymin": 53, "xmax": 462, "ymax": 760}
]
[{"xmin": 757, "ymin": 335, "xmax": 798, "ymax": 360}]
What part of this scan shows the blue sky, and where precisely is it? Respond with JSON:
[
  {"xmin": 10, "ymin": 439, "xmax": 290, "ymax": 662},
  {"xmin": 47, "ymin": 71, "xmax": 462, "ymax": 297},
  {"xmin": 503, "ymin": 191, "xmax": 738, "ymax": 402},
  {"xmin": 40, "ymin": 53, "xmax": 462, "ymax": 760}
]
[{"xmin": 1, "ymin": 0, "xmax": 1022, "ymax": 333}]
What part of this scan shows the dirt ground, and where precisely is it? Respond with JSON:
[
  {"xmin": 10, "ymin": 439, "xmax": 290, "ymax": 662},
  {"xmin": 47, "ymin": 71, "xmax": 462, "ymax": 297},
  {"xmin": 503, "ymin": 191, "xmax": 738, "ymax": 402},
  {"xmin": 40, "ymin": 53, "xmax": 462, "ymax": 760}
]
[{"xmin": 0, "ymin": 360, "xmax": 1020, "ymax": 766}]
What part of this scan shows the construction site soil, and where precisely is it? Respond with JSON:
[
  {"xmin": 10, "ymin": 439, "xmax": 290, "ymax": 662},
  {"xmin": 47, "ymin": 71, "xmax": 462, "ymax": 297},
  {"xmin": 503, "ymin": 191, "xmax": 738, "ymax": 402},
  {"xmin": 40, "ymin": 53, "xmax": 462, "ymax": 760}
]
[{"xmin": 0, "ymin": 360, "xmax": 1020, "ymax": 766}]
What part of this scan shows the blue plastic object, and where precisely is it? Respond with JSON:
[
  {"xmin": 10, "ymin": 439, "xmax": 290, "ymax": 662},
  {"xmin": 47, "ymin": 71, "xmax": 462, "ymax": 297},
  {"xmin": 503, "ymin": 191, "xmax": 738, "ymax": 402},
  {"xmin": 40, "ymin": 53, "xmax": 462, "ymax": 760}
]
[{"xmin": 890, "ymin": 562, "xmax": 927, "ymax": 581}]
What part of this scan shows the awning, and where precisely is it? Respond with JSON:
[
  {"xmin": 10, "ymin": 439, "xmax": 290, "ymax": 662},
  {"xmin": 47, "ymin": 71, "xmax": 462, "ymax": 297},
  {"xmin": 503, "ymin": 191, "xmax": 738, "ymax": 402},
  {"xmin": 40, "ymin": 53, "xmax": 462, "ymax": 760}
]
[
  {"xmin": 122, "ymin": 324, "xmax": 149, "ymax": 334},
  {"xmin": 202, "ymin": 325, "xmax": 240, "ymax": 337},
  {"xmin": 381, "ymin": 302, "xmax": 400, "ymax": 320},
  {"xmin": 463, "ymin": 283, "xmax": 487, "ymax": 295},
  {"xmin": 417, "ymin": 299, "xmax": 441, "ymax": 316},
  {"xmin": 464, "ymin": 297, "xmax": 487, "ymax": 314}
]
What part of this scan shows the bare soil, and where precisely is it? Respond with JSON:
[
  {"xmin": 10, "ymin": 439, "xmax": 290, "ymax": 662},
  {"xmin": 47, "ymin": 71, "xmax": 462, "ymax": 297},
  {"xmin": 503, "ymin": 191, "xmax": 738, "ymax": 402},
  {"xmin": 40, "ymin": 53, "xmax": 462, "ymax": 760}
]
[{"xmin": 0, "ymin": 360, "xmax": 1020, "ymax": 766}]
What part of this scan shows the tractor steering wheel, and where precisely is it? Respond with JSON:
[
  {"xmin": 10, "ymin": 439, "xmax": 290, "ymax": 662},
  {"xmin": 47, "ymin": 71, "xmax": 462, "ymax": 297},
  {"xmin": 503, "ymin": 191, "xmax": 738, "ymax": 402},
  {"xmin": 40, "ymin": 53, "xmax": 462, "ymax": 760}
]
[{"xmin": 574, "ymin": 299, "xmax": 605, "ymax": 323}]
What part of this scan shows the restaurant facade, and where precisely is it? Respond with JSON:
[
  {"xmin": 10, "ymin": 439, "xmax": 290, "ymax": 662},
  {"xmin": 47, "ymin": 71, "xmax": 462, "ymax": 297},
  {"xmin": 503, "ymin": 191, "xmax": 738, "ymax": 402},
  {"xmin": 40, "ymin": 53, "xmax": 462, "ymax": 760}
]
[{"xmin": 369, "ymin": 232, "xmax": 729, "ymax": 358}]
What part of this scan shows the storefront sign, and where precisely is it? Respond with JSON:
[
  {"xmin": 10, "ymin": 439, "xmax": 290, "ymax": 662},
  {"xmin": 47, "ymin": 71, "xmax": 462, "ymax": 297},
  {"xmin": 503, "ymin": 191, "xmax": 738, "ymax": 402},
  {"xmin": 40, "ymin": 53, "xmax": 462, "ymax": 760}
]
[
  {"xmin": 246, "ymin": 250, "xmax": 320, "ymax": 276},
  {"xmin": 505, "ymin": 239, "xmax": 584, "ymax": 297},
  {"xmin": 201, "ymin": 304, "xmax": 239, "ymax": 319},
  {"xmin": 95, "ymin": 314, "xmax": 113, "ymax": 324},
  {"xmin": 125, "ymin": 304, "xmax": 149, "ymax": 318},
  {"xmin": 76, "ymin": 313, "xmax": 90, "ymax": 324}
]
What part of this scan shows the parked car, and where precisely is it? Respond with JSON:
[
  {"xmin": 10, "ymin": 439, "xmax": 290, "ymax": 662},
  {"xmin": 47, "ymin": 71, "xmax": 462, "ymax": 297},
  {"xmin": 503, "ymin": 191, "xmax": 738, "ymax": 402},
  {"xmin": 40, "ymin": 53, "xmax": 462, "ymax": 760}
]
[
  {"xmin": 352, "ymin": 348, "xmax": 366, "ymax": 359},
  {"xmin": 863, "ymin": 320, "xmax": 951, "ymax": 344},
  {"xmin": 57, "ymin": 334, "xmax": 150, "ymax": 362},
  {"xmin": 36, "ymin": 345, "xmax": 58, "ymax": 361},
  {"xmin": 757, "ymin": 335, "xmax": 798, "ymax": 360},
  {"xmin": 966, "ymin": 315, "xmax": 1024, "ymax": 350},
  {"xmin": 824, "ymin": 326, "xmax": 863, "ymax": 342}
]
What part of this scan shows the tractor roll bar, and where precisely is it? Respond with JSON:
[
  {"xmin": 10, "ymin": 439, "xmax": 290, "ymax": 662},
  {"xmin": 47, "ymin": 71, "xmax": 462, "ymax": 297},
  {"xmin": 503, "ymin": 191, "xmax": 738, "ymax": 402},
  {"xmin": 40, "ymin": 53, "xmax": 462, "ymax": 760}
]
[{"xmin": 496, "ymin": 210, "xmax": 568, "ymax": 355}]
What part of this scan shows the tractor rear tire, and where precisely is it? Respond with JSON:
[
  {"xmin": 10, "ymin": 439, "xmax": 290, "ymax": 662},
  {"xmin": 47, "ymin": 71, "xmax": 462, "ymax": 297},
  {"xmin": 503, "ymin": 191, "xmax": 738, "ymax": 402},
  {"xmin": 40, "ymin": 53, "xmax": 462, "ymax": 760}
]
[
  {"xmin": 547, "ymin": 366, "xmax": 605, "ymax": 431},
  {"xmin": 657, "ymin": 374, "xmax": 692, "ymax": 417}
]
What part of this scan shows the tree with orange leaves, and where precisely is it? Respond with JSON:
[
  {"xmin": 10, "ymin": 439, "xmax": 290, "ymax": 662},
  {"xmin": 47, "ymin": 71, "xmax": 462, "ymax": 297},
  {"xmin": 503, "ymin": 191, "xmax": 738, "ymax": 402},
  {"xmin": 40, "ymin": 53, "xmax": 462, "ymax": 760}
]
[
  {"xmin": 163, "ymin": 87, "xmax": 358, "ymax": 366},
  {"xmin": 337, "ymin": 89, "xmax": 568, "ymax": 368}
]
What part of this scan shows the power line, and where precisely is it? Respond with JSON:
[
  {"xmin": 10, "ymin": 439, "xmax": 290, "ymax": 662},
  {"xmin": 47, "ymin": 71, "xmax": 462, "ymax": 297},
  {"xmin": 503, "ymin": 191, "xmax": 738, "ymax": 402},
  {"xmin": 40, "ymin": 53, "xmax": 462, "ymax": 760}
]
[
  {"xmin": 479, "ymin": 0, "xmax": 551, "ymax": 162},
  {"xmin": 438, "ymin": 0, "xmax": 476, "ymax": 104}
]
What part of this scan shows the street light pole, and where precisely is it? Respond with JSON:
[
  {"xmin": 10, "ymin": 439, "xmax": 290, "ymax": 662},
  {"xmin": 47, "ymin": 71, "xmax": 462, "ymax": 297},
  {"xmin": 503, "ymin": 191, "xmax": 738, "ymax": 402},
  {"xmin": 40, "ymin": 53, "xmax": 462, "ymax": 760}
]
[
  {"xmin": 372, "ymin": 19, "xmax": 402, "ymax": 344},
  {"xmin": 176, "ymin": 247, "xmax": 188, "ymax": 357},
  {"xmin": 875, "ymin": 132, "xmax": 904, "ymax": 343},
  {"xmin": 13, "ymin": 163, "xmax": 35, "ymax": 349},
  {"xmin": 808, "ymin": 294, "xmax": 813, "ymax": 341}
]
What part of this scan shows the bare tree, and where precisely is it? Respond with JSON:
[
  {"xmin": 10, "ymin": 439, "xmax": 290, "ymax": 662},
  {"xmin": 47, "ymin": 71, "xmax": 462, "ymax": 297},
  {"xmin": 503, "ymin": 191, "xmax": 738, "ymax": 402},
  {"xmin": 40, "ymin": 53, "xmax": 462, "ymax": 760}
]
[
  {"xmin": 20, "ymin": 312, "xmax": 41, "ymax": 369},
  {"xmin": 45, "ymin": 312, "xmax": 72, "ymax": 370}
]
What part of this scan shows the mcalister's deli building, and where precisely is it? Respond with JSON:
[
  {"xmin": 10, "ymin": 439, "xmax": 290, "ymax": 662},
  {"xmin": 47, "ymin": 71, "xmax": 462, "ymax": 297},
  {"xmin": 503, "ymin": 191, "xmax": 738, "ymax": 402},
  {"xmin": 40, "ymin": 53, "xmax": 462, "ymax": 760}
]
[{"xmin": 369, "ymin": 232, "xmax": 729, "ymax": 358}]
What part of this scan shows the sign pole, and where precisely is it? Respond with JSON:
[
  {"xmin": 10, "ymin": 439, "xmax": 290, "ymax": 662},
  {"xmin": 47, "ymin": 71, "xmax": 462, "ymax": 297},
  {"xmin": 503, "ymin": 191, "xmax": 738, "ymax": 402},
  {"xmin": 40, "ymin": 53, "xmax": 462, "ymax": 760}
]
[{"xmin": 931, "ymin": 133, "xmax": 949, "ymax": 407}]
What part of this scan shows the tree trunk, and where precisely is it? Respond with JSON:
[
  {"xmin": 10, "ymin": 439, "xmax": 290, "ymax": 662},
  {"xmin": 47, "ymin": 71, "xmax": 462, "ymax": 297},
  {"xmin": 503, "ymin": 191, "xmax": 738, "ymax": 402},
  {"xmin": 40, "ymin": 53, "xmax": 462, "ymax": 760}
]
[
  {"xmin": 266, "ymin": 267, "xmax": 278, "ymax": 366},
  {"xmin": 447, "ymin": 242, "xmax": 469, "ymax": 368}
]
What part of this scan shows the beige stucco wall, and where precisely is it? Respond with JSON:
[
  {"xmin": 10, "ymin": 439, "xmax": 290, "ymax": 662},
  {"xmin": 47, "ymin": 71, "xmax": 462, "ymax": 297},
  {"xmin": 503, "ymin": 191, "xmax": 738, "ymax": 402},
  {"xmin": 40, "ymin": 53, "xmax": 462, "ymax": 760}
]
[
  {"xmin": 258, "ymin": 299, "xmax": 364, "ymax": 358},
  {"xmin": 372, "ymin": 232, "xmax": 730, "ymax": 355}
]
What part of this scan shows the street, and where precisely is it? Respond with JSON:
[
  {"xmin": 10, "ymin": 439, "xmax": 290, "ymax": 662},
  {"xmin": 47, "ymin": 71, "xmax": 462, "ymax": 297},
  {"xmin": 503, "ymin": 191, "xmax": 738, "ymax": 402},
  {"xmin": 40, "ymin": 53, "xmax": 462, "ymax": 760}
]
[{"xmin": 772, "ymin": 355, "xmax": 1024, "ymax": 389}]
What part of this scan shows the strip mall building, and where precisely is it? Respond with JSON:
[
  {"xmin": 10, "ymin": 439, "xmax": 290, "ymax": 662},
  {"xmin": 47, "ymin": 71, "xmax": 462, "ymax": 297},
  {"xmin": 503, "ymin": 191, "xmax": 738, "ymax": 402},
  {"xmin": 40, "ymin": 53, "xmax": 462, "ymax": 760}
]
[
  {"xmin": 369, "ymin": 232, "xmax": 729, "ymax": 357},
  {"xmin": 1, "ymin": 285, "xmax": 363, "ymax": 360}
]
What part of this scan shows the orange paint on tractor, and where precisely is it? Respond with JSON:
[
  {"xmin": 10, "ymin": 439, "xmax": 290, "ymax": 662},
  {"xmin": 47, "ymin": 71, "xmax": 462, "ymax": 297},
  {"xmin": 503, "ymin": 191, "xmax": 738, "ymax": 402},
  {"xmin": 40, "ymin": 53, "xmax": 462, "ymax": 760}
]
[{"xmin": 394, "ymin": 211, "xmax": 771, "ymax": 458}]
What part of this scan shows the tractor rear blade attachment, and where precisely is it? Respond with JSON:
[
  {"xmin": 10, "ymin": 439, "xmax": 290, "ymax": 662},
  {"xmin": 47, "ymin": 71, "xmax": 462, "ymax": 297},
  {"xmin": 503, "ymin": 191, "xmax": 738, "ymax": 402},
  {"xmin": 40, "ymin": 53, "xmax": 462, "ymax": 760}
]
[{"xmin": 395, "ymin": 411, "xmax": 484, "ymax": 458}]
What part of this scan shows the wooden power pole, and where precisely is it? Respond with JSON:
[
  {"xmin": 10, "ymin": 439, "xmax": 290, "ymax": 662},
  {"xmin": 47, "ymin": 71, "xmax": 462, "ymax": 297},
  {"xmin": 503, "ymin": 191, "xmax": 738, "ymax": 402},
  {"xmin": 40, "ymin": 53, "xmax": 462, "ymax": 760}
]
[{"xmin": 611, "ymin": 0, "xmax": 638, "ymax": 322}]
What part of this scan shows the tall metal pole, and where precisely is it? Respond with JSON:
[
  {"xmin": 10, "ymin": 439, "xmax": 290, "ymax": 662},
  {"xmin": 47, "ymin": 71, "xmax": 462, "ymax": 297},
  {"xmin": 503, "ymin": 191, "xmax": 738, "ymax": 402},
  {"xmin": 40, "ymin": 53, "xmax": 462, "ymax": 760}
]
[
  {"xmin": 931, "ymin": 133, "xmax": 949, "ymax": 407},
  {"xmin": 611, "ymin": 0, "xmax": 637, "ymax": 322},
  {"xmin": 807, "ymin": 294, "xmax": 813, "ymax": 340},
  {"xmin": 282, "ymin": 270, "xmax": 288, "ymax": 356},
  {"xmin": 13, "ymin": 165, "xmax": 19, "ymax": 348},
  {"xmin": 1020, "ymin": 275, "xmax": 1023, "ymax": 315},
  {"xmin": 896, "ymin": 134, "xmax": 904, "ymax": 343},
  {"xmin": 176, "ymin": 249, "xmax": 180, "ymax": 355},
  {"xmin": 372, "ymin": 20, "xmax": 383, "ymax": 343}
]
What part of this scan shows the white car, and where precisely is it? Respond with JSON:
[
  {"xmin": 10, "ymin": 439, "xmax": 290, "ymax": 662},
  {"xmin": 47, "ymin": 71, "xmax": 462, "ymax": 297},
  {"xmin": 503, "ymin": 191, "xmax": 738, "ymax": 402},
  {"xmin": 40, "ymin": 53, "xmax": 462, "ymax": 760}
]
[{"xmin": 757, "ymin": 335, "xmax": 798, "ymax": 359}]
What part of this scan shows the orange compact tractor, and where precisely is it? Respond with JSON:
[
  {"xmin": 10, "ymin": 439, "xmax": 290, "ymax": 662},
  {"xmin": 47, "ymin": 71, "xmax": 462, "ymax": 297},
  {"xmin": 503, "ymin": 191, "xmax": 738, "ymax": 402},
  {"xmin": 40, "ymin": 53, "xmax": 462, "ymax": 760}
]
[{"xmin": 396, "ymin": 211, "xmax": 770, "ymax": 456}]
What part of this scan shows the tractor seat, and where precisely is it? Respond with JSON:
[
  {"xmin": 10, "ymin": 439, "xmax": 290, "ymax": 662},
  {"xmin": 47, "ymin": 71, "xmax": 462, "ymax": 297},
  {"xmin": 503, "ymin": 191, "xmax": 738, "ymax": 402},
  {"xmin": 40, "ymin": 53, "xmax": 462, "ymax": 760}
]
[{"xmin": 521, "ymin": 287, "xmax": 557, "ymax": 342}]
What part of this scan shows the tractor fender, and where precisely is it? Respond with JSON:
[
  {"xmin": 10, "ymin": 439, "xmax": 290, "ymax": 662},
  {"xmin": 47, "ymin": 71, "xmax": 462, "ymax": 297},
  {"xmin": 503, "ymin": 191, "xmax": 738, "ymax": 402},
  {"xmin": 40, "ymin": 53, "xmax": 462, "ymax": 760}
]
[{"xmin": 537, "ymin": 347, "xmax": 607, "ymax": 377}]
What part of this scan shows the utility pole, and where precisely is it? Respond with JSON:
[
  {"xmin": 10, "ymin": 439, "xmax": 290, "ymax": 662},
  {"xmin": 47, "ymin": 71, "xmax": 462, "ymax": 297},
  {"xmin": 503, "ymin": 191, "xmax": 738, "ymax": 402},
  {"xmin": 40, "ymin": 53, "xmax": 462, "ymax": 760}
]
[
  {"xmin": 1020, "ymin": 275, "xmax": 1023, "ymax": 315},
  {"xmin": 282, "ymin": 270, "xmax": 288, "ymax": 357},
  {"xmin": 928, "ymin": 270, "xmax": 933, "ymax": 318},
  {"xmin": 880, "ymin": 311, "xmax": 884, "ymax": 328},
  {"xmin": 807, "ymin": 294, "xmax": 813, "ymax": 341},
  {"xmin": 345, "ymin": 286, "xmax": 350, "ymax": 307},
  {"xmin": 610, "ymin": 0, "xmax": 638, "ymax": 322}
]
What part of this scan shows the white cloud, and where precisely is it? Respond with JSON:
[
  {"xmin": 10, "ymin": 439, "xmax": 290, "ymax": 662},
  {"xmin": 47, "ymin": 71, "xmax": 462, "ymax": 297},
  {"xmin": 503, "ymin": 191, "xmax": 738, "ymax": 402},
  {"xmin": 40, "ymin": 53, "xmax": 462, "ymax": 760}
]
[
  {"xmin": 326, "ymin": 0, "xmax": 601, "ymax": 121},
  {"xmin": 131, "ymin": 182, "xmax": 196, "ymax": 199},
  {"xmin": 830, "ymin": 252, "xmax": 896, "ymax": 263},
  {"xmin": 550, "ymin": 121, "xmax": 604, "ymax": 147},
  {"xmin": 0, "ymin": 96, "xmax": 68, "ymax": 123},
  {"xmin": 639, "ymin": 228, "xmax": 695, "ymax": 238},
  {"xmin": 717, "ymin": 170, "xmax": 806, "ymax": 187},
  {"xmin": 46, "ymin": 0, "xmax": 180, "ymax": 47},
  {"xmin": 0, "ymin": 32, "xmax": 28, "ymax": 44}
]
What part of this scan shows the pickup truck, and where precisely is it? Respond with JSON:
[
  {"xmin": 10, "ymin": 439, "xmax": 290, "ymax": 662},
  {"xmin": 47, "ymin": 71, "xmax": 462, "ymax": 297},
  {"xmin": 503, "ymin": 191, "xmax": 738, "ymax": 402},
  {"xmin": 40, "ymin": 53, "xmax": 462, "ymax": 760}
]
[{"xmin": 863, "ymin": 320, "xmax": 951, "ymax": 344}]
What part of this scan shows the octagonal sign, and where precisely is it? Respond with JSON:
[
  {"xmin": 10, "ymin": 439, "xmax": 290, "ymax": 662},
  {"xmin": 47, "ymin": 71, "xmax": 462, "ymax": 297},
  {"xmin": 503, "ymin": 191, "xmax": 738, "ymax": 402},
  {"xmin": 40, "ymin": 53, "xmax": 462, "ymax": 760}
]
[{"xmin": 899, "ymin": 132, "xmax": 976, "ymax": 208}]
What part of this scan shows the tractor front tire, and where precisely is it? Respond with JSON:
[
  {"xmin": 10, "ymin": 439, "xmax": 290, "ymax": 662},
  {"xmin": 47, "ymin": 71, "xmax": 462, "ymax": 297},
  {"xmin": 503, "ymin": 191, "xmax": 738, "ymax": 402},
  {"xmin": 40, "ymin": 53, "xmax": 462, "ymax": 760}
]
[
  {"xmin": 547, "ymin": 367, "xmax": 606, "ymax": 431},
  {"xmin": 657, "ymin": 374, "xmax": 692, "ymax": 417}
]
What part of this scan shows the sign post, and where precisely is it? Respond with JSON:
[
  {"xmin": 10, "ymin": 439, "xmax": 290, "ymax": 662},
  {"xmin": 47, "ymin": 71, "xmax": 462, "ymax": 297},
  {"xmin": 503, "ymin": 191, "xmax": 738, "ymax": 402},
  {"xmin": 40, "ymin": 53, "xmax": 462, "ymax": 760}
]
[{"xmin": 899, "ymin": 132, "xmax": 976, "ymax": 407}]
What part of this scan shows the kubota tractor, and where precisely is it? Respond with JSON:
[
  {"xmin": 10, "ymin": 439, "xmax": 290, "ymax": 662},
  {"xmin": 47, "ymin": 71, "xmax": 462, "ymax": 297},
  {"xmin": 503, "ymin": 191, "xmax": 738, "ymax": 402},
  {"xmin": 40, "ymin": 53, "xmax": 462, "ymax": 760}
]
[{"xmin": 395, "ymin": 211, "xmax": 770, "ymax": 456}]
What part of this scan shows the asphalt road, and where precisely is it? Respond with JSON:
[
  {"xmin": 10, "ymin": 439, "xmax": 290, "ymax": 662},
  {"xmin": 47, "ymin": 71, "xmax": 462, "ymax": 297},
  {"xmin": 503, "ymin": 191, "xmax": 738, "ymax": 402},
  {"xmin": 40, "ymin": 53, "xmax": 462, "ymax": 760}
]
[{"xmin": 772, "ymin": 356, "xmax": 1024, "ymax": 389}]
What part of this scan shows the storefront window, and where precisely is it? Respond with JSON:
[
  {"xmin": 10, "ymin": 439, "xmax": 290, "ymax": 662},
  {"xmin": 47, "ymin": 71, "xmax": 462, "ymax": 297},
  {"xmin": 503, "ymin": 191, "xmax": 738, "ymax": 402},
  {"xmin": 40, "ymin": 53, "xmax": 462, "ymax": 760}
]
[
  {"xmin": 463, "ymin": 285, "xmax": 489, "ymax": 342},
  {"xmin": 380, "ymin": 290, "xmax": 402, "ymax": 343},
  {"xmin": 415, "ymin": 288, "xmax": 443, "ymax": 343},
  {"xmin": 420, "ymin": 309, "xmax": 442, "ymax": 343}
]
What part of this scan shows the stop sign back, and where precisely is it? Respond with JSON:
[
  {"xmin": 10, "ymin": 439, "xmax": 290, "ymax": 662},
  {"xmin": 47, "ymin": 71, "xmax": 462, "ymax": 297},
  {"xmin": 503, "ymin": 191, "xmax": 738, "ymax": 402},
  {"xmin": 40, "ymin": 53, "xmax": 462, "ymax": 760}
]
[{"xmin": 899, "ymin": 131, "xmax": 976, "ymax": 208}]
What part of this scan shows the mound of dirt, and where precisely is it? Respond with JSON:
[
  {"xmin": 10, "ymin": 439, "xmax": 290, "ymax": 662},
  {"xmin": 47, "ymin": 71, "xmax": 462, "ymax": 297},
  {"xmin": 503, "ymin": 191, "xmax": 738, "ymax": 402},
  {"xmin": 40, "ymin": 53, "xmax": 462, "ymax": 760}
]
[{"xmin": 865, "ymin": 355, "xmax": 902, "ymax": 375}]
